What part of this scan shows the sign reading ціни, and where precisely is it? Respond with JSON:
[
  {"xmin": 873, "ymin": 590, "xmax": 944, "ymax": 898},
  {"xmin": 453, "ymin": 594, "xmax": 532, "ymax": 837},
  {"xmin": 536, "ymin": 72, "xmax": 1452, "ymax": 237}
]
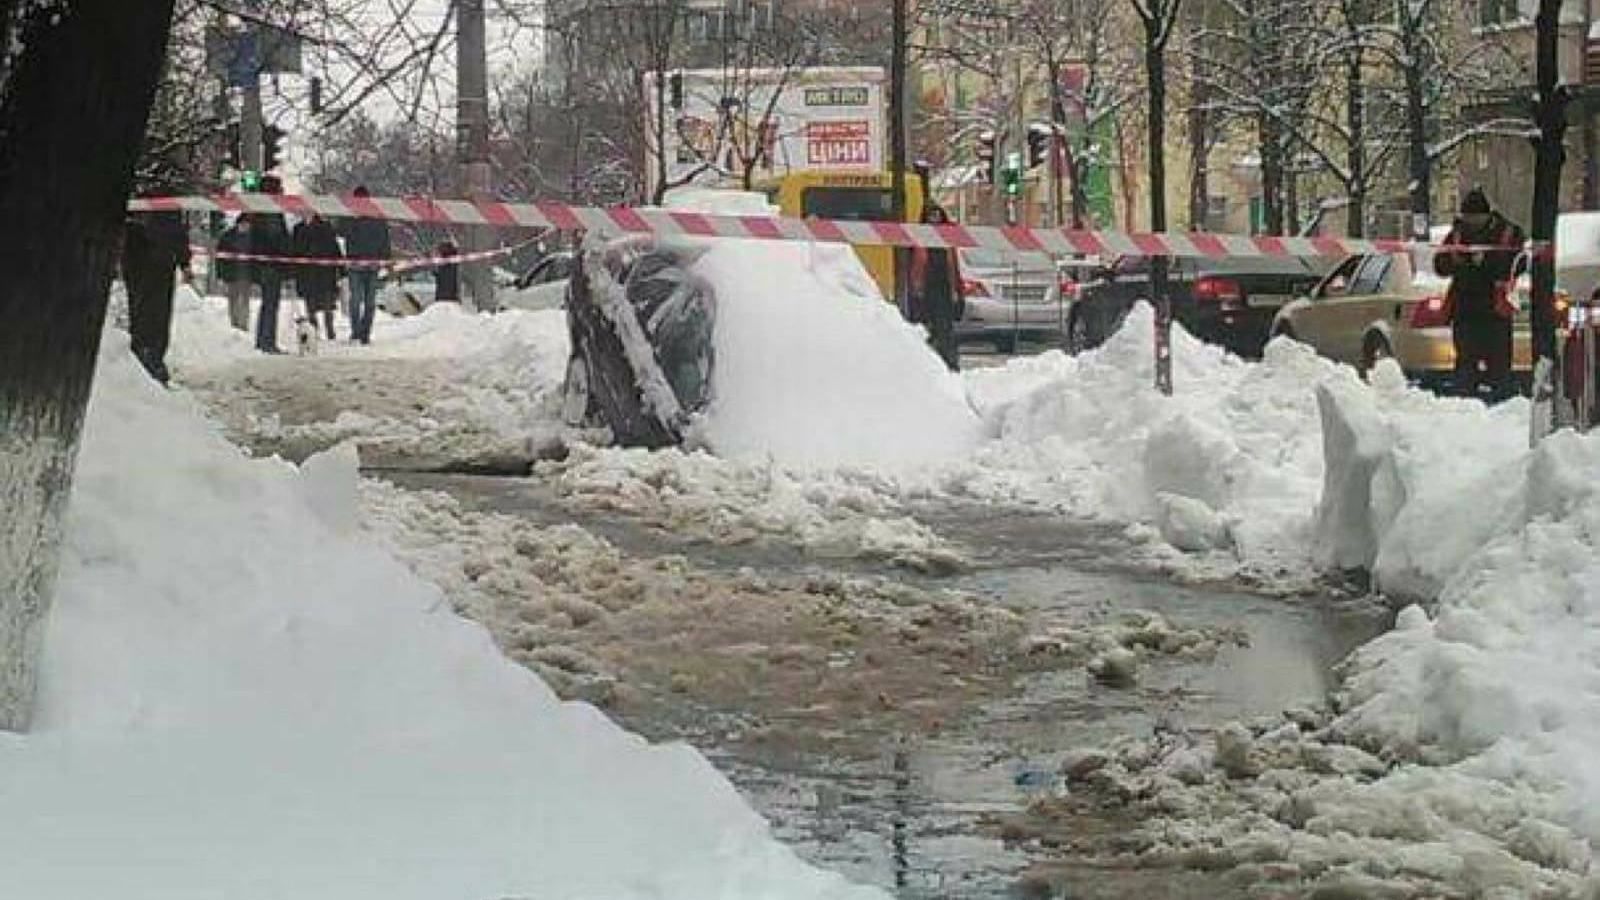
[{"xmin": 804, "ymin": 86, "xmax": 870, "ymax": 107}]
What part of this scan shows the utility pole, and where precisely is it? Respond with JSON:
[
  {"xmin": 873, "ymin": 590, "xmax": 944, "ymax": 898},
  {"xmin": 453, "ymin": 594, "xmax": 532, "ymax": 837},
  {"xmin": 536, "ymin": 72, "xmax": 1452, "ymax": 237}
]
[
  {"xmin": 1013, "ymin": 49, "xmax": 1027, "ymax": 226},
  {"xmin": 1583, "ymin": 0, "xmax": 1597, "ymax": 209},
  {"xmin": 890, "ymin": 0, "xmax": 908, "ymax": 304},
  {"xmin": 458, "ymin": 0, "xmax": 496, "ymax": 312},
  {"xmin": 1530, "ymin": 0, "xmax": 1569, "ymax": 442},
  {"xmin": 1136, "ymin": 0, "xmax": 1184, "ymax": 396},
  {"xmin": 241, "ymin": 69, "xmax": 264, "ymax": 174}
]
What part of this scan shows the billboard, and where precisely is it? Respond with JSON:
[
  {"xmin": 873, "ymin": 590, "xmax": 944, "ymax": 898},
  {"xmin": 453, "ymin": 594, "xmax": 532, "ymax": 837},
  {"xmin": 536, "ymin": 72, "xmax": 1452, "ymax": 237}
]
[{"xmin": 646, "ymin": 67, "xmax": 886, "ymax": 197}]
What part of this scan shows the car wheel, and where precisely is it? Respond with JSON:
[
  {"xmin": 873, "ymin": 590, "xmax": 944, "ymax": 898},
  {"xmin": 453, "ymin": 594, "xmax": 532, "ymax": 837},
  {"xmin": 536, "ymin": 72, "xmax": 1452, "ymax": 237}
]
[{"xmin": 1360, "ymin": 333, "xmax": 1393, "ymax": 379}]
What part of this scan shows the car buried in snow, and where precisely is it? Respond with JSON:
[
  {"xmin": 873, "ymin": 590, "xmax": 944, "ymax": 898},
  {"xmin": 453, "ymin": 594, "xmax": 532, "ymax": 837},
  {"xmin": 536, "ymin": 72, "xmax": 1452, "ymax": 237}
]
[
  {"xmin": 560, "ymin": 235, "xmax": 717, "ymax": 448},
  {"xmin": 501, "ymin": 251, "xmax": 576, "ymax": 313}
]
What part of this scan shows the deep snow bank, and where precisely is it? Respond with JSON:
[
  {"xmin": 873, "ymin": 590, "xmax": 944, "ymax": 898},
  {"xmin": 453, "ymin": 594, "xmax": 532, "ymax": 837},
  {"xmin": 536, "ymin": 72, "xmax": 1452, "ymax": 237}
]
[
  {"xmin": 1315, "ymin": 367, "xmax": 1600, "ymax": 843},
  {"xmin": 963, "ymin": 306, "xmax": 1351, "ymax": 572},
  {"xmin": 691, "ymin": 240, "xmax": 984, "ymax": 470},
  {"xmin": 0, "ymin": 331, "xmax": 878, "ymax": 900}
]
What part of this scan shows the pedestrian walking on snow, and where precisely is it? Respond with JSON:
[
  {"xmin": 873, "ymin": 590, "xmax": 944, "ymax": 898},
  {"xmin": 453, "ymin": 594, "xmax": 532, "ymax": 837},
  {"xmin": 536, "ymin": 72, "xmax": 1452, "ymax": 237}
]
[
  {"xmin": 434, "ymin": 239, "xmax": 461, "ymax": 304},
  {"xmin": 341, "ymin": 185, "xmax": 392, "ymax": 344},
  {"xmin": 1435, "ymin": 187, "xmax": 1526, "ymax": 403},
  {"xmin": 292, "ymin": 213, "xmax": 344, "ymax": 340},
  {"xmin": 910, "ymin": 204, "xmax": 962, "ymax": 371},
  {"xmin": 121, "ymin": 208, "xmax": 192, "ymax": 385},
  {"xmin": 216, "ymin": 215, "xmax": 253, "ymax": 332},
  {"xmin": 247, "ymin": 175, "xmax": 292, "ymax": 354}
]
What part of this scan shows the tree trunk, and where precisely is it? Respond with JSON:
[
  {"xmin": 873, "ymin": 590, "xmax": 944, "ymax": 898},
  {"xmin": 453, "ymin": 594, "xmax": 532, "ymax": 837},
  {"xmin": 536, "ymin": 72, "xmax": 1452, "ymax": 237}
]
[
  {"xmin": 1258, "ymin": 110, "xmax": 1285, "ymax": 235},
  {"xmin": 0, "ymin": 0, "xmax": 176, "ymax": 732},
  {"xmin": 1285, "ymin": 148, "xmax": 1300, "ymax": 235},
  {"xmin": 1345, "ymin": 21, "xmax": 1367, "ymax": 238},
  {"xmin": 1403, "ymin": 20, "xmax": 1431, "ymax": 239},
  {"xmin": 1532, "ymin": 0, "xmax": 1567, "ymax": 368},
  {"xmin": 1189, "ymin": 55, "xmax": 1209, "ymax": 230}
]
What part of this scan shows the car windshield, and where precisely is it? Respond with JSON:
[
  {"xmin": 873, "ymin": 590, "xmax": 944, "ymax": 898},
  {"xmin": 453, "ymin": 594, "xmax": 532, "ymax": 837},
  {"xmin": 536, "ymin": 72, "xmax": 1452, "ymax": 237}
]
[{"xmin": 799, "ymin": 186, "xmax": 895, "ymax": 222}]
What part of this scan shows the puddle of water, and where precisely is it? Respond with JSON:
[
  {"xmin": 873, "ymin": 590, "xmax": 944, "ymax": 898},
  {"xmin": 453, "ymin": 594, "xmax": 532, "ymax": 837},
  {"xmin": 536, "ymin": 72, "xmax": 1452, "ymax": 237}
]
[{"xmin": 375, "ymin": 471, "xmax": 1389, "ymax": 898}]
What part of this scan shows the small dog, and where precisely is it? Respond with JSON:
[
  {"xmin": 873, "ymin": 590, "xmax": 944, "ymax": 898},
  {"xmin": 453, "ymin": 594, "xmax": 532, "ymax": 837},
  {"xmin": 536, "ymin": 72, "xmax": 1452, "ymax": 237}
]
[{"xmin": 294, "ymin": 317, "xmax": 321, "ymax": 357}]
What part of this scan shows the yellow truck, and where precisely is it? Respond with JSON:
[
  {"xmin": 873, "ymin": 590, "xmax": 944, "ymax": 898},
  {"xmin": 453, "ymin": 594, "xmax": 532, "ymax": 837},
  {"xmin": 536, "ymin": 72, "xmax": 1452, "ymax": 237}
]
[{"xmin": 759, "ymin": 170, "xmax": 925, "ymax": 301}]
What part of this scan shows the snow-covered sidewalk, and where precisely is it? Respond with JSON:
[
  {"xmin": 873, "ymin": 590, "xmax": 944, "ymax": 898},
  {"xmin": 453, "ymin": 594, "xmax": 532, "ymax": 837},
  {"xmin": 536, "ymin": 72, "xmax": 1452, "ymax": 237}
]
[
  {"xmin": 173, "ymin": 289, "xmax": 570, "ymax": 469},
  {"xmin": 1, "ymin": 330, "xmax": 882, "ymax": 900}
]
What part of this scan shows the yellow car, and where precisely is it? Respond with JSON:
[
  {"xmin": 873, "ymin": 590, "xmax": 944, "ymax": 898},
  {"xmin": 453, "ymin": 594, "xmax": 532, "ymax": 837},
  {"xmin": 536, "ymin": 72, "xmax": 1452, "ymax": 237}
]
[{"xmin": 1272, "ymin": 247, "xmax": 1566, "ymax": 390}]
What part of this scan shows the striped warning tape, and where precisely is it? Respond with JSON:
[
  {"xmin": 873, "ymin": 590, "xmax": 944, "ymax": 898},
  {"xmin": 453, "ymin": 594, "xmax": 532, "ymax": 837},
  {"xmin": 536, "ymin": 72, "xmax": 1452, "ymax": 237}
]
[
  {"xmin": 192, "ymin": 240, "xmax": 526, "ymax": 272},
  {"xmin": 132, "ymin": 192, "xmax": 1537, "ymax": 260}
]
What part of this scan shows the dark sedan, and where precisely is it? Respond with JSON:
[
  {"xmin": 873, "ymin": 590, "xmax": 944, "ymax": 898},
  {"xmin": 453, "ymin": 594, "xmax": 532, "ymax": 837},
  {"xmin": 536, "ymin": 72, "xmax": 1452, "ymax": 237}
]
[{"xmin": 1067, "ymin": 254, "xmax": 1329, "ymax": 358}]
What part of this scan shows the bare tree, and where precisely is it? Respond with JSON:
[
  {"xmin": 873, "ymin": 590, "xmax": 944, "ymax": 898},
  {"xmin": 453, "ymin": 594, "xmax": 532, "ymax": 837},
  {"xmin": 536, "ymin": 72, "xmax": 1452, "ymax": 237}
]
[
  {"xmin": 1016, "ymin": 0, "xmax": 1138, "ymax": 228},
  {"xmin": 1, "ymin": 0, "xmax": 177, "ymax": 732},
  {"xmin": 1185, "ymin": 0, "xmax": 1328, "ymax": 235}
]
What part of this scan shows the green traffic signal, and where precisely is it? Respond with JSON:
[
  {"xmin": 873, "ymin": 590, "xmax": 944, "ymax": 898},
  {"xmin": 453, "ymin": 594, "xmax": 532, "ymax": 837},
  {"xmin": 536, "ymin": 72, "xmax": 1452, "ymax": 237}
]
[
  {"xmin": 241, "ymin": 170, "xmax": 262, "ymax": 192},
  {"xmin": 1001, "ymin": 151, "xmax": 1024, "ymax": 197}
]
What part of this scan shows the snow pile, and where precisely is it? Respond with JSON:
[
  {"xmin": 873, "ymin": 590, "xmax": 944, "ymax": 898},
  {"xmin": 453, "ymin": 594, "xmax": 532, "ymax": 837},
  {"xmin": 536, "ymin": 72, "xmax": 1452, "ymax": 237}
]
[
  {"xmin": 692, "ymin": 239, "xmax": 985, "ymax": 470},
  {"xmin": 1312, "ymin": 370, "xmax": 1600, "ymax": 845},
  {"xmin": 962, "ymin": 306, "xmax": 1351, "ymax": 574},
  {"xmin": 0, "ymin": 330, "xmax": 880, "ymax": 900},
  {"xmin": 1040, "ymin": 709, "xmax": 1595, "ymax": 897},
  {"xmin": 1311, "ymin": 366, "xmax": 1530, "ymax": 592},
  {"xmin": 1042, "ymin": 364, "xmax": 1600, "ymax": 895},
  {"xmin": 542, "ymin": 443, "xmax": 967, "ymax": 572}
]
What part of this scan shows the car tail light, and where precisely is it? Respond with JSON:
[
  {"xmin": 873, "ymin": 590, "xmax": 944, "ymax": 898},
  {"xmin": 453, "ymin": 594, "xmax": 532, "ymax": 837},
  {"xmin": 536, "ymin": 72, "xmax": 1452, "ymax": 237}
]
[
  {"xmin": 1059, "ymin": 278, "xmax": 1079, "ymax": 300},
  {"xmin": 961, "ymin": 278, "xmax": 990, "ymax": 298},
  {"xmin": 1410, "ymin": 295, "xmax": 1451, "ymax": 328},
  {"xmin": 1192, "ymin": 276, "xmax": 1243, "ymax": 307}
]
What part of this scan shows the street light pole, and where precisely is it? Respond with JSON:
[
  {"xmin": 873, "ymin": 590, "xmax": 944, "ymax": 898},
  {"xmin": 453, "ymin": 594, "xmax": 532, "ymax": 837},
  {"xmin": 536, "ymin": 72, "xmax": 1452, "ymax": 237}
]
[
  {"xmin": 890, "ymin": 0, "xmax": 909, "ymax": 311},
  {"xmin": 457, "ymin": 0, "xmax": 496, "ymax": 312}
]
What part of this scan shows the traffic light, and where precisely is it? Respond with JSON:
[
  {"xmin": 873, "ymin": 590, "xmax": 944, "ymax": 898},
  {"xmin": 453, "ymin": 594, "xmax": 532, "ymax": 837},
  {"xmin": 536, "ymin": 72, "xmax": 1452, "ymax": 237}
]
[
  {"xmin": 1026, "ymin": 122, "xmax": 1054, "ymax": 170},
  {"xmin": 1001, "ymin": 152, "xmax": 1023, "ymax": 197},
  {"xmin": 262, "ymin": 125, "xmax": 284, "ymax": 171},
  {"xmin": 975, "ymin": 129, "xmax": 997, "ymax": 184},
  {"xmin": 240, "ymin": 170, "xmax": 263, "ymax": 192}
]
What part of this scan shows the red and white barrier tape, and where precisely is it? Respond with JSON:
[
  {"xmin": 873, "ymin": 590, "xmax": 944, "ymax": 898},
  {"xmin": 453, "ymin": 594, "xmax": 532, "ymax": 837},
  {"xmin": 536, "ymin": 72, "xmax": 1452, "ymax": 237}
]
[
  {"xmin": 134, "ymin": 192, "xmax": 1542, "ymax": 260},
  {"xmin": 192, "ymin": 241, "xmax": 523, "ymax": 272}
]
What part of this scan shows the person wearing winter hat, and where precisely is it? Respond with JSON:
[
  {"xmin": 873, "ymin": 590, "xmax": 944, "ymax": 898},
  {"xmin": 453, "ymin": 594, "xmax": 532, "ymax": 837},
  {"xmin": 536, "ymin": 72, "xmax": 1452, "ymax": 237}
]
[{"xmin": 1435, "ymin": 187, "xmax": 1526, "ymax": 402}]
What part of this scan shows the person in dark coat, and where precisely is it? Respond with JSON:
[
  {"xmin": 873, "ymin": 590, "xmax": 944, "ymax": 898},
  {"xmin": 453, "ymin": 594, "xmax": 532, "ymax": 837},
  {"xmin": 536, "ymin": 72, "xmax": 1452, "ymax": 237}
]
[
  {"xmin": 292, "ymin": 213, "xmax": 344, "ymax": 339},
  {"xmin": 342, "ymin": 185, "xmax": 392, "ymax": 344},
  {"xmin": 121, "ymin": 210, "xmax": 192, "ymax": 385},
  {"xmin": 1435, "ymin": 187, "xmax": 1527, "ymax": 402},
  {"xmin": 434, "ymin": 239, "xmax": 461, "ymax": 303},
  {"xmin": 216, "ymin": 216, "xmax": 253, "ymax": 332},
  {"xmin": 247, "ymin": 175, "xmax": 292, "ymax": 353},
  {"xmin": 910, "ymin": 204, "xmax": 962, "ymax": 371}
]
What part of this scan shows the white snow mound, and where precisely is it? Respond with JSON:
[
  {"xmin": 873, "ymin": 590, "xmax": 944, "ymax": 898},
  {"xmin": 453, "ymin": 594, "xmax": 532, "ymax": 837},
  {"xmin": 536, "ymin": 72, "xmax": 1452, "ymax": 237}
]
[
  {"xmin": 0, "ymin": 330, "xmax": 879, "ymax": 900},
  {"xmin": 693, "ymin": 240, "xmax": 984, "ymax": 470},
  {"xmin": 1317, "ymin": 376, "xmax": 1600, "ymax": 844}
]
